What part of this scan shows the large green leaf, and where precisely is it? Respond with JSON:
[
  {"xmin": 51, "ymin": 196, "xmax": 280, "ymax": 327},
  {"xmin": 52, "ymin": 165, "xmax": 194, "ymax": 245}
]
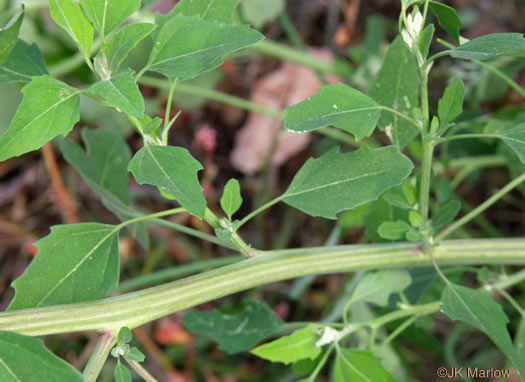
[
  {"xmin": 0, "ymin": 6, "xmax": 24, "ymax": 66},
  {"xmin": 285, "ymin": 83, "xmax": 381, "ymax": 141},
  {"xmin": 334, "ymin": 349, "xmax": 398, "ymax": 382},
  {"xmin": 172, "ymin": 0, "xmax": 240, "ymax": 23},
  {"xmin": 49, "ymin": 0, "xmax": 94, "ymax": 60},
  {"xmin": 451, "ymin": 33, "xmax": 525, "ymax": 60},
  {"xmin": 350, "ymin": 270, "xmax": 411, "ymax": 306},
  {"xmin": 441, "ymin": 283, "xmax": 525, "ymax": 378},
  {"xmin": 60, "ymin": 129, "xmax": 149, "ymax": 249},
  {"xmin": 220, "ymin": 178, "xmax": 242, "ymax": 220},
  {"xmin": 8, "ymin": 223, "xmax": 119, "ymax": 310},
  {"xmin": 429, "ymin": 1, "xmax": 462, "ymax": 44},
  {"xmin": 128, "ymin": 145, "xmax": 207, "ymax": 218},
  {"xmin": 80, "ymin": 0, "xmax": 141, "ymax": 38},
  {"xmin": 0, "ymin": 75, "xmax": 80, "ymax": 161},
  {"xmin": 368, "ymin": 36, "xmax": 419, "ymax": 147},
  {"xmin": 147, "ymin": 15, "xmax": 263, "ymax": 80},
  {"xmin": 437, "ymin": 78, "xmax": 465, "ymax": 127},
  {"xmin": 251, "ymin": 325, "xmax": 321, "ymax": 365},
  {"xmin": 0, "ymin": 331, "xmax": 83, "ymax": 382},
  {"xmin": 499, "ymin": 123, "xmax": 525, "ymax": 164},
  {"xmin": 242, "ymin": 0, "xmax": 284, "ymax": 28},
  {"xmin": 182, "ymin": 301, "xmax": 283, "ymax": 354},
  {"xmin": 101, "ymin": 23, "xmax": 156, "ymax": 74},
  {"xmin": 0, "ymin": 40, "xmax": 47, "ymax": 84},
  {"xmin": 281, "ymin": 147, "xmax": 414, "ymax": 219},
  {"xmin": 89, "ymin": 69, "xmax": 145, "ymax": 118}
]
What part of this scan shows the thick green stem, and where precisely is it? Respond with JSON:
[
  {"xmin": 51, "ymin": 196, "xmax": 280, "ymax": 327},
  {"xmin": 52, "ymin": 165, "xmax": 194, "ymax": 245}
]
[
  {"xmin": 419, "ymin": 137, "xmax": 435, "ymax": 253},
  {"xmin": 2, "ymin": 239, "xmax": 525, "ymax": 336},
  {"xmin": 83, "ymin": 332, "xmax": 117, "ymax": 382}
]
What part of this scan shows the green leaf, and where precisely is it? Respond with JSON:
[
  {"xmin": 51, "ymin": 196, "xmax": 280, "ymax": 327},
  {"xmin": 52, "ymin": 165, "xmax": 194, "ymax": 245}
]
[
  {"xmin": 126, "ymin": 348, "xmax": 145, "ymax": 362},
  {"xmin": 432, "ymin": 200, "xmax": 461, "ymax": 230},
  {"xmin": 128, "ymin": 145, "xmax": 207, "ymax": 218},
  {"xmin": 418, "ymin": 24, "xmax": 434, "ymax": 59},
  {"xmin": 114, "ymin": 358, "xmax": 132, "ymax": 382},
  {"xmin": 147, "ymin": 15, "xmax": 263, "ymax": 80},
  {"xmin": 368, "ymin": 36, "xmax": 419, "ymax": 147},
  {"xmin": 429, "ymin": 1, "xmax": 463, "ymax": 44},
  {"xmin": 451, "ymin": 33, "xmax": 525, "ymax": 60},
  {"xmin": 0, "ymin": 331, "xmax": 83, "ymax": 382},
  {"xmin": 282, "ymin": 146, "xmax": 414, "ymax": 219},
  {"xmin": 242, "ymin": 0, "xmax": 284, "ymax": 28},
  {"xmin": 500, "ymin": 123, "xmax": 525, "ymax": 164},
  {"xmin": 378, "ymin": 221, "xmax": 411, "ymax": 241},
  {"xmin": 0, "ymin": 40, "xmax": 48, "ymax": 84},
  {"xmin": 49, "ymin": 0, "xmax": 94, "ymax": 60},
  {"xmin": 350, "ymin": 270, "xmax": 412, "ymax": 306},
  {"xmin": 8, "ymin": 223, "xmax": 119, "ymax": 310},
  {"xmin": 220, "ymin": 179, "xmax": 242, "ymax": 219},
  {"xmin": 441, "ymin": 283, "xmax": 525, "ymax": 378},
  {"xmin": 383, "ymin": 186, "xmax": 413, "ymax": 209},
  {"xmin": 0, "ymin": 75, "xmax": 80, "ymax": 161},
  {"xmin": 438, "ymin": 78, "xmax": 465, "ymax": 126},
  {"xmin": 89, "ymin": 69, "xmax": 145, "ymax": 118},
  {"xmin": 251, "ymin": 325, "xmax": 320, "ymax": 365},
  {"xmin": 0, "ymin": 6, "xmax": 24, "ymax": 66},
  {"xmin": 334, "ymin": 349, "xmax": 399, "ymax": 382},
  {"xmin": 80, "ymin": 0, "xmax": 141, "ymax": 38},
  {"xmin": 182, "ymin": 300, "xmax": 283, "ymax": 354},
  {"xmin": 285, "ymin": 83, "xmax": 381, "ymax": 141},
  {"xmin": 171, "ymin": 0, "xmax": 240, "ymax": 23},
  {"xmin": 118, "ymin": 327, "xmax": 133, "ymax": 344},
  {"xmin": 100, "ymin": 23, "xmax": 156, "ymax": 74}
]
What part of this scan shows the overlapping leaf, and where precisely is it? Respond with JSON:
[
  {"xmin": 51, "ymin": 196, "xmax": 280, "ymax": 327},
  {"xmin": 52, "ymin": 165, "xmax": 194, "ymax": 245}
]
[
  {"xmin": 0, "ymin": 40, "xmax": 47, "ymax": 84},
  {"xmin": 128, "ymin": 145, "xmax": 207, "ymax": 218},
  {"xmin": 429, "ymin": 1, "xmax": 463, "ymax": 43},
  {"xmin": 451, "ymin": 33, "xmax": 525, "ymax": 60},
  {"xmin": 0, "ymin": 75, "xmax": 80, "ymax": 161},
  {"xmin": 0, "ymin": 331, "xmax": 83, "ymax": 382},
  {"xmin": 80, "ymin": 0, "xmax": 141, "ymax": 38},
  {"xmin": 285, "ymin": 83, "xmax": 381, "ymax": 141},
  {"xmin": 438, "ymin": 78, "xmax": 465, "ymax": 127},
  {"xmin": 0, "ymin": 6, "xmax": 24, "ymax": 66},
  {"xmin": 334, "ymin": 349, "xmax": 399, "ymax": 382},
  {"xmin": 8, "ymin": 223, "xmax": 119, "ymax": 311},
  {"xmin": 499, "ymin": 123, "xmax": 525, "ymax": 164},
  {"xmin": 282, "ymin": 147, "xmax": 414, "ymax": 219},
  {"xmin": 171, "ymin": 0, "xmax": 240, "ymax": 23},
  {"xmin": 147, "ymin": 15, "xmax": 263, "ymax": 80},
  {"xmin": 350, "ymin": 270, "xmax": 411, "ymax": 306}
]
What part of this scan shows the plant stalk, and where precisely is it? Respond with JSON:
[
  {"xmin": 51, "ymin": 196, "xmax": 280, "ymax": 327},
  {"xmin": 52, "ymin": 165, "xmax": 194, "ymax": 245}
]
[{"xmin": 83, "ymin": 332, "xmax": 117, "ymax": 382}]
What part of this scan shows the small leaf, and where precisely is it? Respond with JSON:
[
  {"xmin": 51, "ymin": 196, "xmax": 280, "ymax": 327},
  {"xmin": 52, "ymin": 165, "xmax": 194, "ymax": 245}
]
[
  {"xmin": 147, "ymin": 15, "xmax": 263, "ymax": 80},
  {"xmin": 126, "ymin": 348, "xmax": 145, "ymax": 362},
  {"xmin": 0, "ymin": 331, "xmax": 83, "ymax": 382},
  {"xmin": 350, "ymin": 270, "xmax": 412, "ymax": 306},
  {"xmin": 383, "ymin": 186, "xmax": 413, "ymax": 209},
  {"xmin": 334, "ymin": 349, "xmax": 399, "ymax": 382},
  {"xmin": 432, "ymin": 200, "xmax": 461, "ymax": 230},
  {"xmin": 0, "ymin": 40, "xmax": 48, "ymax": 84},
  {"xmin": 0, "ymin": 75, "xmax": 80, "ymax": 161},
  {"xmin": 220, "ymin": 179, "xmax": 242, "ymax": 219},
  {"xmin": 418, "ymin": 24, "xmax": 434, "ymax": 59},
  {"xmin": 100, "ymin": 23, "xmax": 156, "ymax": 74},
  {"xmin": 282, "ymin": 146, "xmax": 414, "ymax": 219},
  {"xmin": 409, "ymin": 211, "xmax": 423, "ymax": 227},
  {"xmin": 8, "ymin": 223, "xmax": 119, "ymax": 310},
  {"xmin": 368, "ymin": 36, "xmax": 419, "ymax": 147},
  {"xmin": 438, "ymin": 78, "xmax": 465, "ymax": 126},
  {"xmin": 451, "ymin": 33, "xmax": 525, "ymax": 60},
  {"xmin": 171, "ymin": 0, "xmax": 240, "ymax": 23},
  {"xmin": 89, "ymin": 69, "xmax": 145, "ymax": 118},
  {"xmin": 128, "ymin": 145, "xmax": 207, "ymax": 218},
  {"xmin": 500, "ymin": 123, "xmax": 525, "ymax": 164},
  {"xmin": 405, "ymin": 230, "xmax": 423, "ymax": 242},
  {"xmin": 285, "ymin": 83, "xmax": 381, "ymax": 141},
  {"xmin": 80, "ymin": 0, "xmax": 141, "ymax": 38},
  {"xmin": 242, "ymin": 0, "xmax": 285, "ymax": 28},
  {"xmin": 378, "ymin": 221, "xmax": 411, "ymax": 240},
  {"xmin": 49, "ymin": 0, "xmax": 94, "ymax": 60},
  {"xmin": 441, "ymin": 283, "xmax": 525, "ymax": 378},
  {"xmin": 251, "ymin": 325, "xmax": 320, "ymax": 365},
  {"xmin": 429, "ymin": 1, "xmax": 463, "ymax": 44},
  {"xmin": 118, "ymin": 327, "xmax": 133, "ymax": 344},
  {"xmin": 0, "ymin": 6, "xmax": 24, "ymax": 66},
  {"xmin": 114, "ymin": 358, "xmax": 132, "ymax": 382}
]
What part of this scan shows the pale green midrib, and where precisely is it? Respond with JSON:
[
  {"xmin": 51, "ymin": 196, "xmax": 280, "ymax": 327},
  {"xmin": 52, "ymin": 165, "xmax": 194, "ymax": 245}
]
[
  {"xmin": 2, "ymin": 239, "xmax": 525, "ymax": 336},
  {"xmin": 338, "ymin": 350, "xmax": 371, "ymax": 381},
  {"xmin": 0, "ymin": 358, "xmax": 21, "ymax": 381}
]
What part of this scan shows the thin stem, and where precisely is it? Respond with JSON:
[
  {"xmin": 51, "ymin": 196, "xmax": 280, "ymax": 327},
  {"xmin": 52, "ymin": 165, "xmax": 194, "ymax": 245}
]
[
  {"xmin": 164, "ymin": 79, "xmax": 178, "ymax": 132},
  {"xmin": 438, "ymin": 133, "xmax": 501, "ymax": 144},
  {"xmin": 448, "ymin": 155, "xmax": 506, "ymax": 169},
  {"xmin": 116, "ymin": 208, "xmax": 186, "ymax": 230},
  {"xmin": 379, "ymin": 316, "xmax": 418, "ymax": 350},
  {"xmin": 134, "ymin": 66, "xmax": 149, "ymax": 83},
  {"xmin": 237, "ymin": 196, "xmax": 284, "ymax": 229},
  {"xmin": 3, "ymin": 239, "xmax": 525, "ymax": 336},
  {"xmin": 436, "ymin": 173, "xmax": 525, "ymax": 241},
  {"xmin": 490, "ymin": 268, "xmax": 525, "ymax": 291},
  {"xmin": 48, "ymin": 39, "xmax": 103, "ymax": 78},
  {"xmin": 380, "ymin": 106, "xmax": 423, "ymax": 132},
  {"xmin": 305, "ymin": 343, "xmax": 336, "ymax": 382},
  {"xmin": 419, "ymin": 137, "xmax": 435, "ymax": 253},
  {"xmin": 423, "ymin": 50, "xmax": 451, "ymax": 69},
  {"xmin": 125, "ymin": 358, "xmax": 159, "ymax": 382},
  {"xmin": 494, "ymin": 288, "xmax": 525, "ymax": 317},
  {"xmin": 83, "ymin": 332, "xmax": 118, "ymax": 382}
]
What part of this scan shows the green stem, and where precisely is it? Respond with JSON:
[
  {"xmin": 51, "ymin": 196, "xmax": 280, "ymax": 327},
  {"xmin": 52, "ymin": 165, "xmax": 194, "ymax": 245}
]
[
  {"xmin": 3, "ymin": 239, "xmax": 525, "ymax": 336},
  {"xmin": 237, "ymin": 196, "xmax": 284, "ymax": 229},
  {"xmin": 48, "ymin": 39, "xmax": 103, "ymax": 78},
  {"xmin": 305, "ymin": 342, "xmax": 336, "ymax": 382},
  {"xmin": 489, "ymin": 268, "xmax": 525, "ymax": 291},
  {"xmin": 419, "ymin": 137, "xmax": 435, "ymax": 253},
  {"xmin": 436, "ymin": 172, "xmax": 525, "ymax": 241},
  {"xmin": 379, "ymin": 316, "xmax": 418, "ymax": 350},
  {"xmin": 164, "ymin": 79, "xmax": 178, "ymax": 132},
  {"xmin": 83, "ymin": 332, "xmax": 118, "ymax": 382},
  {"xmin": 381, "ymin": 106, "xmax": 423, "ymax": 132},
  {"xmin": 447, "ymin": 155, "xmax": 507, "ymax": 169},
  {"xmin": 124, "ymin": 358, "xmax": 158, "ymax": 382},
  {"xmin": 438, "ymin": 133, "xmax": 502, "ymax": 144}
]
